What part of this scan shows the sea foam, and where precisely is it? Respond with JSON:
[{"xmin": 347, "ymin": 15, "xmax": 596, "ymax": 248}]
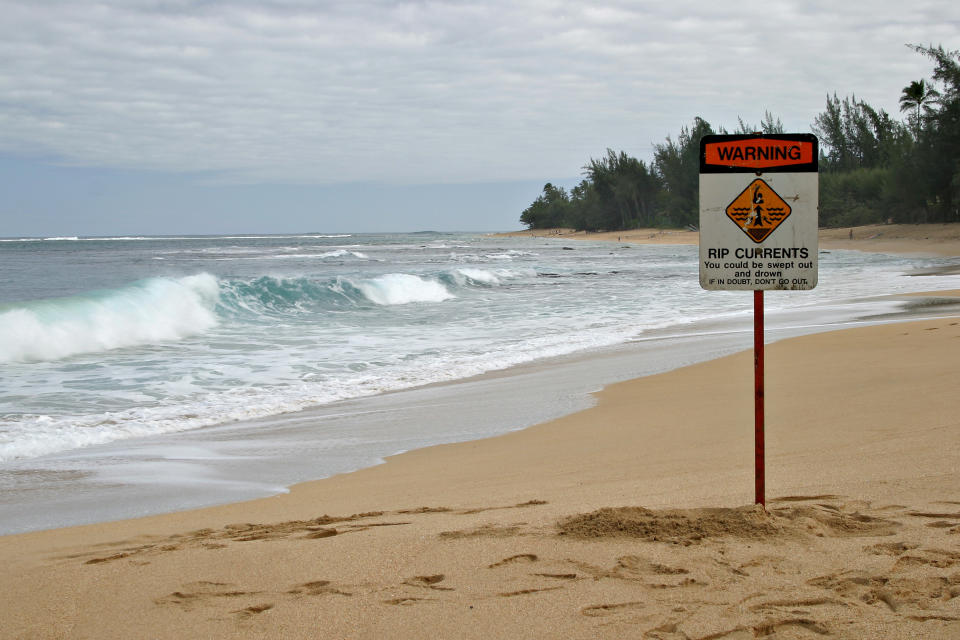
[
  {"xmin": 0, "ymin": 274, "xmax": 220, "ymax": 363},
  {"xmin": 355, "ymin": 273, "xmax": 455, "ymax": 305}
]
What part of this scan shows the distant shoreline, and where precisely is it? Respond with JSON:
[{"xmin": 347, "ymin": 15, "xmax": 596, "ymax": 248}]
[{"xmin": 494, "ymin": 222, "xmax": 960, "ymax": 258}]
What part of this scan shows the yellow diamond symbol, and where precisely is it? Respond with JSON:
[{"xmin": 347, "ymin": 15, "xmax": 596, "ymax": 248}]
[{"xmin": 725, "ymin": 178, "xmax": 792, "ymax": 243}]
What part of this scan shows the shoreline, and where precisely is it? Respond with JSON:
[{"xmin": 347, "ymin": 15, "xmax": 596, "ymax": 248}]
[
  {"xmin": 3, "ymin": 313, "xmax": 960, "ymax": 638},
  {"xmin": 9, "ymin": 289, "xmax": 960, "ymax": 532},
  {"xmin": 494, "ymin": 222, "xmax": 960, "ymax": 257},
  {"xmin": 5, "ymin": 285, "xmax": 960, "ymax": 536},
  {"xmin": 3, "ymin": 231, "xmax": 960, "ymax": 637}
]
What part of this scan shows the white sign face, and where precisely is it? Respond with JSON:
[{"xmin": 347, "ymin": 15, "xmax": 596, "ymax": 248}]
[{"xmin": 699, "ymin": 134, "xmax": 819, "ymax": 291}]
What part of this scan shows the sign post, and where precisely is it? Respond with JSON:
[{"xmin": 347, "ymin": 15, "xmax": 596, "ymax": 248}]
[
  {"xmin": 699, "ymin": 133, "xmax": 819, "ymax": 506},
  {"xmin": 754, "ymin": 289, "xmax": 764, "ymax": 506}
]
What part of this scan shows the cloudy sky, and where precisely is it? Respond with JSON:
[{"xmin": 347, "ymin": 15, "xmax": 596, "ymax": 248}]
[{"xmin": 0, "ymin": 1, "xmax": 956, "ymax": 236}]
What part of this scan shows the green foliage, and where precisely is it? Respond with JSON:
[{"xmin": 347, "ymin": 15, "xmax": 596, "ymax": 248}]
[
  {"xmin": 899, "ymin": 78, "xmax": 940, "ymax": 137},
  {"xmin": 520, "ymin": 183, "xmax": 570, "ymax": 229},
  {"xmin": 520, "ymin": 43, "xmax": 960, "ymax": 230},
  {"xmin": 520, "ymin": 151, "xmax": 662, "ymax": 231},
  {"xmin": 910, "ymin": 45, "xmax": 960, "ymax": 222},
  {"xmin": 819, "ymin": 168, "xmax": 891, "ymax": 227},
  {"xmin": 736, "ymin": 111, "xmax": 786, "ymax": 135},
  {"xmin": 812, "ymin": 94, "xmax": 903, "ymax": 171},
  {"xmin": 581, "ymin": 149, "xmax": 661, "ymax": 230},
  {"xmin": 652, "ymin": 117, "xmax": 714, "ymax": 227}
]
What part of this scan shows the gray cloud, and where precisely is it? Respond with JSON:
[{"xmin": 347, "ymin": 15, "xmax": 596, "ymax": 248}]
[{"xmin": 0, "ymin": 0, "xmax": 954, "ymax": 185}]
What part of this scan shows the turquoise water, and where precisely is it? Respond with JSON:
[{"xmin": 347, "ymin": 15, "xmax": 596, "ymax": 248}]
[
  {"xmin": 1, "ymin": 232, "xmax": 959, "ymax": 533},
  {"xmin": 1, "ymin": 232, "xmax": 958, "ymax": 463}
]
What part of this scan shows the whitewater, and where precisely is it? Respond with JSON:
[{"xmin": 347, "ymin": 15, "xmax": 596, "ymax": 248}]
[{"xmin": 2, "ymin": 232, "xmax": 959, "ymax": 533}]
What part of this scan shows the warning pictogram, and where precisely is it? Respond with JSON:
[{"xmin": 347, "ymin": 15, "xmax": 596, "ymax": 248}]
[{"xmin": 725, "ymin": 179, "xmax": 791, "ymax": 243}]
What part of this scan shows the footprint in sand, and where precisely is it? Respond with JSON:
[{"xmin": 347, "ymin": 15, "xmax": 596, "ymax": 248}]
[
  {"xmin": 580, "ymin": 601, "xmax": 644, "ymax": 617},
  {"xmin": 807, "ymin": 570, "xmax": 887, "ymax": 599},
  {"xmin": 232, "ymin": 603, "xmax": 274, "ymax": 618},
  {"xmin": 403, "ymin": 574, "xmax": 454, "ymax": 591},
  {"xmin": 81, "ymin": 542, "xmax": 162, "ymax": 565},
  {"xmin": 700, "ymin": 618, "xmax": 830, "ymax": 639},
  {"xmin": 155, "ymin": 583, "xmax": 260, "ymax": 611},
  {"xmin": 754, "ymin": 618, "xmax": 830, "ymax": 636},
  {"xmin": 746, "ymin": 596, "xmax": 844, "ymax": 612},
  {"xmin": 736, "ymin": 554, "xmax": 801, "ymax": 576},
  {"xmin": 488, "ymin": 554, "xmax": 538, "ymax": 568},
  {"xmin": 383, "ymin": 597, "xmax": 435, "ymax": 605},
  {"xmin": 617, "ymin": 555, "xmax": 689, "ymax": 576},
  {"xmin": 643, "ymin": 621, "xmax": 686, "ymax": 640},
  {"xmin": 287, "ymin": 580, "xmax": 352, "ymax": 597},
  {"xmin": 497, "ymin": 586, "xmax": 563, "ymax": 597},
  {"xmin": 396, "ymin": 506, "xmax": 452, "ymax": 514},
  {"xmin": 770, "ymin": 494, "xmax": 844, "ymax": 503},
  {"xmin": 909, "ymin": 510, "xmax": 960, "ymax": 519},
  {"xmin": 439, "ymin": 524, "xmax": 523, "ymax": 539},
  {"xmin": 84, "ymin": 551, "xmax": 133, "ymax": 565},
  {"xmin": 771, "ymin": 504, "xmax": 901, "ymax": 538},
  {"xmin": 457, "ymin": 499, "xmax": 548, "ymax": 515},
  {"xmin": 863, "ymin": 541, "xmax": 918, "ymax": 556},
  {"xmin": 567, "ymin": 555, "xmax": 699, "ymax": 586},
  {"xmin": 890, "ymin": 553, "xmax": 956, "ymax": 571},
  {"xmin": 809, "ymin": 567, "xmax": 960, "ymax": 615}
]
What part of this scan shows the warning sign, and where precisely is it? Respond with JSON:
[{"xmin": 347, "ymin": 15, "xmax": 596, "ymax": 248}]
[
  {"xmin": 725, "ymin": 178, "xmax": 791, "ymax": 243},
  {"xmin": 703, "ymin": 137, "xmax": 816, "ymax": 170},
  {"xmin": 699, "ymin": 133, "xmax": 818, "ymax": 291}
]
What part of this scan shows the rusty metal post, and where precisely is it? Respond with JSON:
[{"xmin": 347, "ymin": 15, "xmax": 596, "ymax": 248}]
[{"xmin": 754, "ymin": 289, "xmax": 765, "ymax": 507}]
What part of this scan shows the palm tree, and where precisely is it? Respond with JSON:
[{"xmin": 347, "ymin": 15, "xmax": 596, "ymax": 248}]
[{"xmin": 899, "ymin": 79, "xmax": 940, "ymax": 137}]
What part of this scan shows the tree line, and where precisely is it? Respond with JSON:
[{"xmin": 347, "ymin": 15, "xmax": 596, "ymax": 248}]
[{"xmin": 520, "ymin": 44, "xmax": 960, "ymax": 231}]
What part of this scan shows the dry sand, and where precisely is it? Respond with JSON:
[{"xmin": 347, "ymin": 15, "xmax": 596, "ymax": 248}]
[
  {"xmin": 496, "ymin": 226, "xmax": 701, "ymax": 247},
  {"xmin": 2, "ymin": 225, "xmax": 960, "ymax": 638},
  {"xmin": 497, "ymin": 222, "xmax": 960, "ymax": 257},
  {"xmin": 819, "ymin": 224, "xmax": 960, "ymax": 258}
]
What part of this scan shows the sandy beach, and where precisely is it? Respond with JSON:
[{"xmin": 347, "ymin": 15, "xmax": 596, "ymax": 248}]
[
  {"xmin": 498, "ymin": 222, "xmax": 960, "ymax": 258},
  {"xmin": 3, "ymin": 226, "xmax": 960, "ymax": 639}
]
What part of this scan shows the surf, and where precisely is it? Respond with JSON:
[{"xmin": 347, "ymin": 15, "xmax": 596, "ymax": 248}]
[{"xmin": 0, "ymin": 274, "xmax": 220, "ymax": 363}]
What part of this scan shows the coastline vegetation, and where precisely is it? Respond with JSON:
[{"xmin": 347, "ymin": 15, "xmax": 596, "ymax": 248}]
[{"xmin": 520, "ymin": 44, "xmax": 960, "ymax": 231}]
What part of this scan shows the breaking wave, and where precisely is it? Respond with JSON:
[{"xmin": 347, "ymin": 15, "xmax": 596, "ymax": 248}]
[
  {"xmin": 354, "ymin": 273, "xmax": 455, "ymax": 305},
  {"xmin": 0, "ymin": 268, "xmax": 533, "ymax": 362},
  {"xmin": 0, "ymin": 274, "xmax": 220, "ymax": 363}
]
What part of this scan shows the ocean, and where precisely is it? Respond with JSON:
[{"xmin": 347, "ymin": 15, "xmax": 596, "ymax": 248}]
[{"xmin": 2, "ymin": 232, "xmax": 959, "ymax": 533}]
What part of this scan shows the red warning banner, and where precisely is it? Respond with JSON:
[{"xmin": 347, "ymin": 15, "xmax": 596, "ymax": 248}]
[{"xmin": 703, "ymin": 137, "xmax": 816, "ymax": 170}]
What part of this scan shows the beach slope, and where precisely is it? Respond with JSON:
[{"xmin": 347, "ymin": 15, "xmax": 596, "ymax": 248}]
[{"xmin": 2, "ymin": 315, "xmax": 960, "ymax": 638}]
